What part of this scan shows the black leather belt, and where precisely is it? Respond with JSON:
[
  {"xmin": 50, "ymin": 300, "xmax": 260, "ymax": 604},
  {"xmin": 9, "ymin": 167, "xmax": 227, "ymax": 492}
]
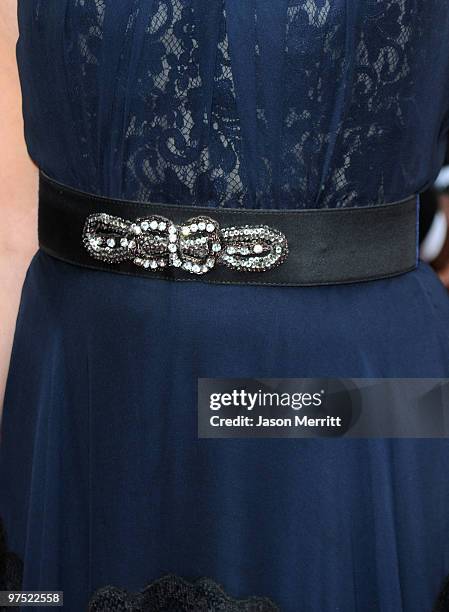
[{"xmin": 38, "ymin": 171, "xmax": 418, "ymax": 287}]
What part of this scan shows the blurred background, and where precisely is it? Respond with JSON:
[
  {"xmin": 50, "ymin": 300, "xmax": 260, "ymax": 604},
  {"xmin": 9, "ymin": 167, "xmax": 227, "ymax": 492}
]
[{"xmin": 420, "ymin": 147, "xmax": 449, "ymax": 289}]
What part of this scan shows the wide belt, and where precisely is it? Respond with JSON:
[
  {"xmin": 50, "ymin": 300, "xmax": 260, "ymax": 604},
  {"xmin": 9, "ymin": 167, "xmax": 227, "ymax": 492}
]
[{"xmin": 38, "ymin": 171, "xmax": 418, "ymax": 287}]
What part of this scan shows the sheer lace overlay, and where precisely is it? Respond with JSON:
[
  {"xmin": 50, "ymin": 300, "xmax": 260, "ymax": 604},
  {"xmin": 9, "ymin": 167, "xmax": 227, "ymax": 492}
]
[{"xmin": 18, "ymin": 0, "xmax": 449, "ymax": 208}]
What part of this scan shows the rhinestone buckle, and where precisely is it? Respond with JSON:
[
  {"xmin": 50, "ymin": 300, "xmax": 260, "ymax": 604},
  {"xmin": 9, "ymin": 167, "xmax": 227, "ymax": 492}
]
[{"xmin": 83, "ymin": 213, "xmax": 288, "ymax": 275}]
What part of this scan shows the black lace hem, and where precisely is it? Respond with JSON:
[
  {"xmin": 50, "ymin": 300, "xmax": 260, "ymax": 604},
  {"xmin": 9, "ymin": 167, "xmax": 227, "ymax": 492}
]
[
  {"xmin": 89, "ymin": 574, "xmax": 279, "ymax": 612},
  {"xmin": 0, "ymin": 517, "xmax": 23, "ymax": 592},
  {"xmin": 433, "ymin": 574, "xmax": 449, "ymax": 612}
]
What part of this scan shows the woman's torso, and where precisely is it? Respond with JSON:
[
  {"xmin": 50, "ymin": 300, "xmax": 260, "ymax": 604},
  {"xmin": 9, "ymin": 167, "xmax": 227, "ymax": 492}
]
[{"xmin": 2, "ymin": 4, "xmax": 449, "ymax": 611}]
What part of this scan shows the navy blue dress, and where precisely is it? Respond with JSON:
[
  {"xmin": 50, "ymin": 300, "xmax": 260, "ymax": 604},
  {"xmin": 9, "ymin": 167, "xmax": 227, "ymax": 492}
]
[{"xmin": 2, "ymin": 1, "xmax": 449, "ymax": 610}]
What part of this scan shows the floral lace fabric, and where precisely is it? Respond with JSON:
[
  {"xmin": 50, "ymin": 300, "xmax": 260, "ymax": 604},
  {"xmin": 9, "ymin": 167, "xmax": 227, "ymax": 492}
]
[{"xmin": 16, "ymin": 1, "xmax": 449, "ymax": 208}]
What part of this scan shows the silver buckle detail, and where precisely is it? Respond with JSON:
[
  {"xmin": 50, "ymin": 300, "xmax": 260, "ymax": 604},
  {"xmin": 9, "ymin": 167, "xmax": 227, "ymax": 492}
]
[{"xmin": 83, "ymin": 213, "xmax": 288, "ymax": 275}]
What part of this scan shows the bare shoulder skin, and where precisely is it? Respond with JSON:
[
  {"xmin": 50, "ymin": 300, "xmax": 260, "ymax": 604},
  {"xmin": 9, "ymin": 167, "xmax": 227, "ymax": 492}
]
[{"xmin": 0, "ymin": 0, "xmax": 38, "ymax": 419}]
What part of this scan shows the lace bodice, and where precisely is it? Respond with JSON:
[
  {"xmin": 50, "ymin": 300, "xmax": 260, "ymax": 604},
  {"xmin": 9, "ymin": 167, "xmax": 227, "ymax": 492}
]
[{"xmin": 17, "ymin": 0, "xmax": 449, "ymax": 209}]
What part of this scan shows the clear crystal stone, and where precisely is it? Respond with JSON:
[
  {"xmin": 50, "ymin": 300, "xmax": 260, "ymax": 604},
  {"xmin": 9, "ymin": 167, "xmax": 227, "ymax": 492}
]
[
  {"xmin": 120, "ymin": 238, "xmax": 128, "ymax": 247},
  {"xmin": 150, "ymin": 220, "xmax": 158, "ymax": 230},
  {"xmin": 206, "ymin": 223, "xmax": 215, "ymax": 233},
  {"xmin": 141, "ymin": 221, "xmax": 149, "ymax": 230},
  {"xmin": 159, "ymin": 222, "xmax": 167, "ymax": 231},
  {"xmin": 107, "ymin": 238, "xmax": 115, "ymax": 247}
]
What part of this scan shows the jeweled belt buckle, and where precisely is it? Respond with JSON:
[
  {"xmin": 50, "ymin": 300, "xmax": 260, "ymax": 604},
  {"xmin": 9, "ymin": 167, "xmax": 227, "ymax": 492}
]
[{"xmin": 82, "ymin": 213, "xmax": 289, "ymax": 275}]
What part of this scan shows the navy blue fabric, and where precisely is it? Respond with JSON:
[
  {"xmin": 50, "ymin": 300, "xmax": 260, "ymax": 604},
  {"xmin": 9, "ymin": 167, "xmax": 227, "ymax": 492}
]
[{"xmin": 1, "ymin": 2, "xmax": 449, "ymax": 611}]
